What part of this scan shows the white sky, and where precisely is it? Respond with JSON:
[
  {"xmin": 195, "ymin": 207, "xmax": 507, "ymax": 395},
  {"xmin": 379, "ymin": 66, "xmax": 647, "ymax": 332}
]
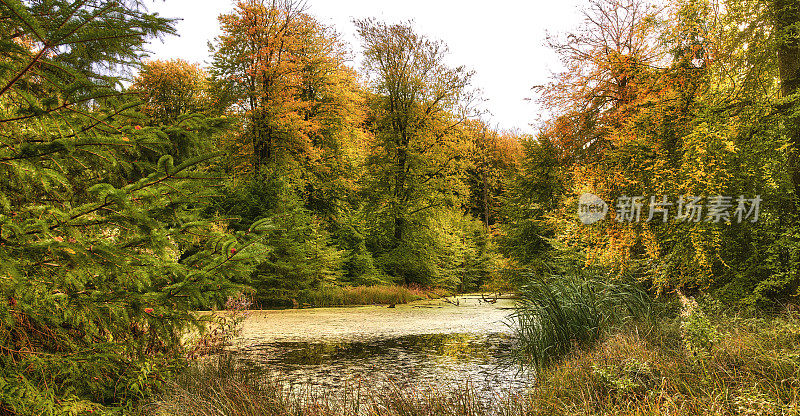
[{"xmin": 144, "ymin": 0, "xmax": 585, "ymax": 134}]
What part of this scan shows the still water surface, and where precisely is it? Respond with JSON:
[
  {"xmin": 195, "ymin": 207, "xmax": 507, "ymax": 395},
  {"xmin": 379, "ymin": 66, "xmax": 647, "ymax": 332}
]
[{"xmin": 230, "ymin": 294, "xmax": 532, "ymax": 399}]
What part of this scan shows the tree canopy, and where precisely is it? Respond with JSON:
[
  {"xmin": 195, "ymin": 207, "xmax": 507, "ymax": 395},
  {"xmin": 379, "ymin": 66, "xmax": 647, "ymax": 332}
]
[{"xmin": 2, "ymin": 0, "xmax": 800, "ymax": 413}]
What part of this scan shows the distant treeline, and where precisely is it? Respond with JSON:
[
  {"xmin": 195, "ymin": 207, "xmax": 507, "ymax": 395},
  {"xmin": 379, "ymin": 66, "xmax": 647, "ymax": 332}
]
[{"xmin": 2, "ymin": 0, "xmax": 800, "ymax": 413}]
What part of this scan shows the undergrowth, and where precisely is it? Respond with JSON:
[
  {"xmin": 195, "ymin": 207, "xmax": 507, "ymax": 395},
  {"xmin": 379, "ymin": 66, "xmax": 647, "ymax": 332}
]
[{"xmin": 139, "ymin": 304, "xmax": 800, "ymax": 416}]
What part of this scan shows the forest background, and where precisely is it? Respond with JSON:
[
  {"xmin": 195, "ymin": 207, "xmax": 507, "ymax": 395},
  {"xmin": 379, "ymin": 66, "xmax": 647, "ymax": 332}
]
[{"xmin": 1, "ymin": 0, "xmax": 800, "ymax": 413}]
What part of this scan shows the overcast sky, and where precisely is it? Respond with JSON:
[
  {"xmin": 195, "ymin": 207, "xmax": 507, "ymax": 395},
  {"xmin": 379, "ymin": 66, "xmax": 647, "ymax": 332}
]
[{"xmin": 144, "ymin": 0, "xmax": 585, "ymax": 134}]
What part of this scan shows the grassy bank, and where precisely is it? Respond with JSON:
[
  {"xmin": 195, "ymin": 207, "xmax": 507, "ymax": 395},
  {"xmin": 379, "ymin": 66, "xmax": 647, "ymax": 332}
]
[
  {"xmin": 250, "ymin": 285, "xmax": 432, "ymax": 308},
  {"xmin": 511, "ymin": 269, "xmax": 800, "ymax": 415},
  {"xmin": 142, "ymin": 307, "xmax": 800, "ymax": 416},
  {"xmin": 525, "ymin": 309, "xmax": 800, "ymax": 415},
  {"xmin": 294, "ymin": 285, "xmax": 429, "ymax": 307}
]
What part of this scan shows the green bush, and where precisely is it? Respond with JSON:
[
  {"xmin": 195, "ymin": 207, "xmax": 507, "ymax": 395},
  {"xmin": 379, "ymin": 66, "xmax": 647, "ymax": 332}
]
[{"xmin": 680, "ymin": 302, "xmax": 719, "ymax": 359}]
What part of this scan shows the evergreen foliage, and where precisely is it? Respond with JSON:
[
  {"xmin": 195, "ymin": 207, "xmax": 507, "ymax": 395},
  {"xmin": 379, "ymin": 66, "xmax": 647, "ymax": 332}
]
[
  {"xmin": 0, "ymin": 1, "xmax": 268, "ymax": 413},
  {"xmin": 5, "ymin": 0, "xmax": 800, "ymax": 411},
  {"xmin": 210, "ymin": 172, "xmax": 344, "ymax": 306}
]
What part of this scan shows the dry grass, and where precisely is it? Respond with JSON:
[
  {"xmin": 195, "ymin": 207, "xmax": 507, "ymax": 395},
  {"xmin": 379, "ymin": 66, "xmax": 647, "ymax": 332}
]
[
  {"xmin": 301, "ymin": 285, "xmax": 428, "ymax": 307},
  {"xmin": 139, "ymin": 355, "xmax": 503, "ymax": 416},
  {"xmin": 140, "ymin": 307, "xmax": 800, "ymax": 416},
  {"xmin": 525, "ymin": 309, "xmax": 800, "ymax": 415}
]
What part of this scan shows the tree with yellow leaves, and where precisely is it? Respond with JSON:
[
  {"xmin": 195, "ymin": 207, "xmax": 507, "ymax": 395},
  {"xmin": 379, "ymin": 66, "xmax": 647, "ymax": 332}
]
[{"xmin": 209, "ymin": 0, "xmax": 361, "ymax": 174}]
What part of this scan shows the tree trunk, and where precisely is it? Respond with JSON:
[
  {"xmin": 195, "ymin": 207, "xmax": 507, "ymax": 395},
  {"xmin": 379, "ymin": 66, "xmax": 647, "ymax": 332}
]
[
  {"xmin": 253, "ymin": 111, "xmax": 272, "ymax": 173},
  {"xmin": 774, "ymin": 0, "xmax": 800, "ymax": 207},
  {"xmin": 393, "ymin": 131, "xmax": 409, "ymax": 243},
  {"xmin": 482, "ymin": 170, "xmax": 490, "ymax": 227}
]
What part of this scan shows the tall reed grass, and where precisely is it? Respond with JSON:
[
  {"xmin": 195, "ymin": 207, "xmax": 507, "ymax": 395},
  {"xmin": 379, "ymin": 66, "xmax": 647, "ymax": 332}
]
[
  {"xmin": 298, "ymin": 284, "xmax": 427, "ymax": 307},
  {"xmin": 511, "ymin": 266, "xmax": 654, "ymax": 370}
]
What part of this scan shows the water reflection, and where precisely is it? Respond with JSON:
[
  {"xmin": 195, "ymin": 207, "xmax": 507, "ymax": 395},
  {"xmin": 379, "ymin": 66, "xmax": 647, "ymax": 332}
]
[{"xmin": 234, "ymin": 332, "xmax": 532, "ymax": 399}]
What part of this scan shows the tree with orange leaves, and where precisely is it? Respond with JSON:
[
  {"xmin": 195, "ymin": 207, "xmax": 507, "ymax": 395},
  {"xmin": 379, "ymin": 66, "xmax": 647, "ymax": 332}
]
[
  {"xmin": 533, "ymin": 0, "xmax": 728, "ymax": 285},
  {"xmin": 527, "ymin": 0, "xmax": 800, "ymax": 308},
  {"xmin": 131, "ymin": 59, "xmax": 210, "ymax": 124},
  {"xmin": 537, "ymin": 0, "xmax": 665, "ymax": 165},
  {"xmin": 209, "ymin": 0, "xmax": 359, "ymax": 173}
]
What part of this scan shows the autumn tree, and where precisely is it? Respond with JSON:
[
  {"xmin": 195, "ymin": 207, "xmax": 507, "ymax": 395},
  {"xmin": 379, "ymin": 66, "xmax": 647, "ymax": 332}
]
[
  {"xmin": 208, "ymin": 0, "xmax": 365, "ymax": 219},
  {"xmin": 463, "ymin": 120, "xmax": 521, "ymax": 227},
  {"xmin": 539, "ymin": 0, "xmax": 664, "ymax": 164},
  {"xmin": 207, "ymin": 0, "xmax": 371, "ymax": 301},
  {"xmin": 128, "ymin": 59, "xmax": 227, "ymax": 168},
  {"xmin": 131, "ymin": 59, "xmax": 210, "ymax": 124},
  {"xmin": 356, "ymin": 19, "xmax": 479, "ymax": 285},
  {"xmin": 210, "ymin": 0, "xmax": 360, "ymax": 174},
  {"xmin": 530, "ymin": 0, "xmax": 800, "ymax": 307},
  {"xmin": 534, "ymin": 0, "xmax": 670, "ymax": 269}
]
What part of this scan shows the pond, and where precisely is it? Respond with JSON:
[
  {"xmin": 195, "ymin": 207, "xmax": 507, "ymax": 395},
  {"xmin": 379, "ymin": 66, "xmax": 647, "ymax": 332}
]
[{"xmin": 229, "ymin": 294, "xmax": 533, "ymax": 400}]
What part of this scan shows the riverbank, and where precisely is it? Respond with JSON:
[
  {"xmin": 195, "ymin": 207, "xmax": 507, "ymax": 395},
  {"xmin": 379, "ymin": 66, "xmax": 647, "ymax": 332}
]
[
  {"xmin": 523, "ymin": 309, "xmax": 800, "ymax": 415},
  {"xmin": 247, "ymin": 286, "xmax": 513, "ymax": 309},
  {"xmin": 148, "ymin": 308, "xmax": 800, "ymax": 416},
  {"xmin": 280, "ymin": 285, "xmax": 428, "ymax": 308}
]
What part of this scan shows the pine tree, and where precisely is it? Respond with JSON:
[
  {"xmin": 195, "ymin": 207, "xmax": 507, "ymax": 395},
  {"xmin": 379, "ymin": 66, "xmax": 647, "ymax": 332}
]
[{"xmin": 0, "ymin": 1, "xmax": 269, "ymax": 413}]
